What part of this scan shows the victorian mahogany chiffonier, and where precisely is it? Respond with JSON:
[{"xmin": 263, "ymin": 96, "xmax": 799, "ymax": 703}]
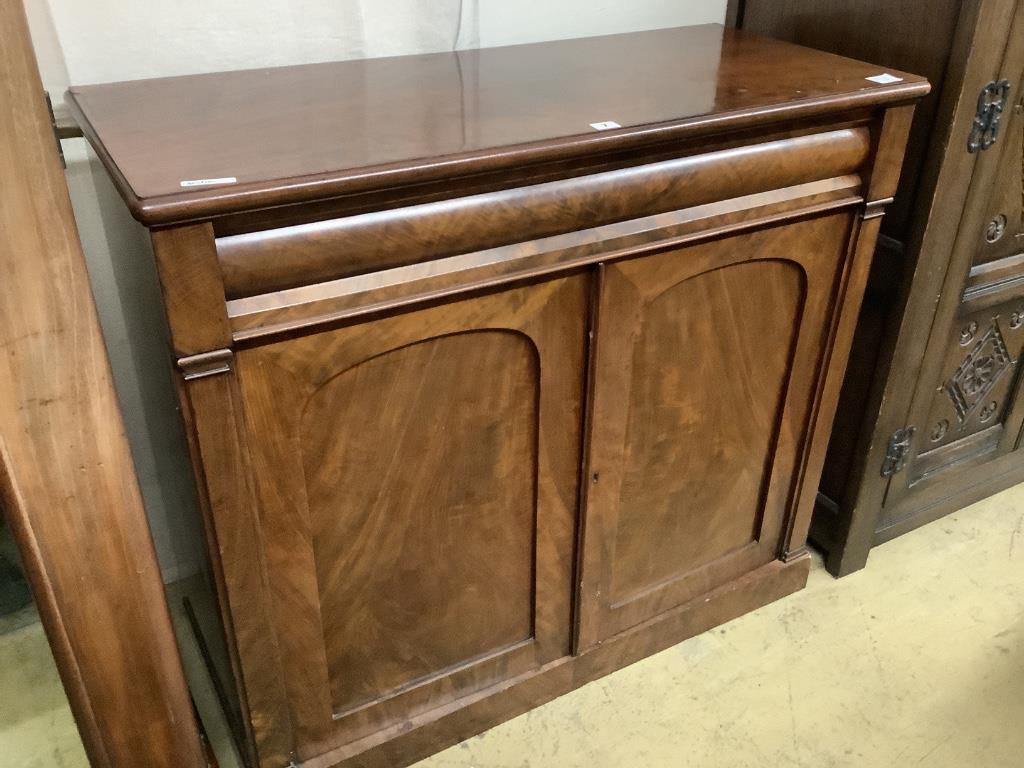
[{"xmin": 68, "ymin": 25, "xmax": 926, "ymax": 768}]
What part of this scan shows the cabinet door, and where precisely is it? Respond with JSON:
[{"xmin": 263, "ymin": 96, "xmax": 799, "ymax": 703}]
[
  {"xmin": 232, "ymin": 276, "xmax": 586, "ymax": 758},
  {"xmin": 577, "ymin": 214, "xmax": 854, "ymax": 647},
  {"xmin": 879, "ymin": 8, "xmax": 1024, "ymax": 519}
]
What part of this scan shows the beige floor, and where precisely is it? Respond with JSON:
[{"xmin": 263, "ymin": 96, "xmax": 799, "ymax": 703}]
[
  {"xmin": 0, "ymin": 608, "xmax": 88, "ymax": 767},
  {"xmin": 414, "ymin": 489, "xmax": 1024, "ymax": 768},
  {"xmin": 2, "ymin": 485, "xmax": 1022, "ymax": 767}
]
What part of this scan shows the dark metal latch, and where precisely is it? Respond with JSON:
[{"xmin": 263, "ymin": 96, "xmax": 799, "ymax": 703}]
[
  {"xmin": 881, "ymin": 426, "xmax": 915, "ymax": 478},
  {"xmin": 967, "ymin": 79, "xmax": 1011, "ymax": 153}
]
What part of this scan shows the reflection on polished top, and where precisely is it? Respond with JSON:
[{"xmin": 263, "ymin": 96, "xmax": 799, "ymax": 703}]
[{"xmin": 67, "ymin": 24, "xmax": 928, "ymax": 225}]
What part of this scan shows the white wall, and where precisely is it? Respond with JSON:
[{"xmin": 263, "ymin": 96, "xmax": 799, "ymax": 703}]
[
  {"xmin": 27, "ymin": 0, "xmax": 727, "ymax": 581},
  {"xmin": 40, "ymin": 1, "xmax": 725, "ymax": 85}
]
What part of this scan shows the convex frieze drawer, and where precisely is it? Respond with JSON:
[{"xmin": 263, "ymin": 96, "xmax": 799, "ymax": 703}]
[{"xmin": 68, "ymin": 24, "xmax": 927, "ymax": 768}]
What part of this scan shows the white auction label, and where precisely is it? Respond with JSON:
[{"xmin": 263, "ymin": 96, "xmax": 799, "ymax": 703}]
[
  {"xmin": 865, "ymin": 73, "xmax": 903, "ymax": 85},
  {"xmin": 179, "ymin": 177, "xmax": 238, "ymax": 188},
  {"xmin": 590, "ymin": 121, "xmax": 622, "ymax": 131}
]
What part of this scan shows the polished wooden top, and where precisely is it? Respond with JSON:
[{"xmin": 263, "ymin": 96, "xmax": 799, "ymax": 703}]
[{"xmin": 67, "ymin": 24, "xmax": 928, "ymax": 225}]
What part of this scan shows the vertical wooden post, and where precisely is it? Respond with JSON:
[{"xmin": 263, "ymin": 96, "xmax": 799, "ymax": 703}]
[{"xmin": 0, "ymin": 2, "xmax": 208, "ymax": 766}]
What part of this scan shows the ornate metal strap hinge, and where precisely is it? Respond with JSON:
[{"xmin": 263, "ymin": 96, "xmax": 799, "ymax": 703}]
[
  {"xmin": 880, "ymin": 426, "xmax": 915, "ymax": 478},
  {"xmin": 967, "ymin": 79, "xmax": 1011, "ymax": 153}
]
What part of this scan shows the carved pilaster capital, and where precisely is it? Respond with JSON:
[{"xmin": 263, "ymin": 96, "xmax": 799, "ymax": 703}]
[
  {"xmin": 781, "ymin": 545, "xmax": 810, "ymax": 564},
  {"xmin": 177, "ymin": 349, "xmax": 233, "ymax": 380},
  {"xmin": 863, "ymin": 197, "xmax": 894, "ymax": 221}
]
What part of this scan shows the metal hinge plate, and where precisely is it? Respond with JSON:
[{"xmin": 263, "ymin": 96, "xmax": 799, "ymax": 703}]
[
  {"xmin": 967, "ymin": 79, "xmax": 1011, "ymax": 153},
  {"xmin": 881, "ymin": 426, "xmax": 916, "ymax": 478}
]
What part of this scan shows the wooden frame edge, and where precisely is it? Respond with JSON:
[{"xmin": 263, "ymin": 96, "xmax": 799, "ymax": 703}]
[{"xmin": 0, "ymin": 3, "xmax": 208, "ymax": 766}]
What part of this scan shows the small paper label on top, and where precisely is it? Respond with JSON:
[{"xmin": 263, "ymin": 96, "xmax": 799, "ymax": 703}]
[
  {"xmin": 865, "ymin": 73, "xmax": 903, "ymax": 85},
  {"xmin": 590, "ymin": 121, "xmax": 622, "ymax": 131},
  {"xmin": 179, "ymin": 177, "xmax": 238, "ymax": 188}
]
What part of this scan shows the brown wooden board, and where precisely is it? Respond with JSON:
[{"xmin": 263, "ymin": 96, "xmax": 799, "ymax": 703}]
[{"xmin": 0, "ymin": 2, "xmax": 207, "ymax": 766}]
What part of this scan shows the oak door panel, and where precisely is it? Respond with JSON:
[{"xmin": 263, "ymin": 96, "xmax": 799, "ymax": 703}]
[
  {"xmin": 888, "ymin": 295, "xmax": 1024, "ymax": 509},
  {"xmin": 973, "ymin": 61, "xmax": 1024, "ymax": 267},
  {"xmin": 233, "ymin": 276, "xmax": 587, "ymax": 757},
  {"xmin": 578, "ymin": 214, "xmax": 854, "ymax": 647},
  {"xmin": 883, "ymin": 16, "xmax": 1024, "ymax": 513},
  {"xmin": 917, "ymin": 305, "xmax": 1024, "ymax": 453}
]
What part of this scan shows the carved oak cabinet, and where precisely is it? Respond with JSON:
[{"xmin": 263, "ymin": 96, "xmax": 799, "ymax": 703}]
[
  {"xmin": 733, "ymin": 0, "xmax": 1024, "ymax": 575},
  {"xmin": 68, "ymin": 26, "xmax": 925, "ymax": 768}
]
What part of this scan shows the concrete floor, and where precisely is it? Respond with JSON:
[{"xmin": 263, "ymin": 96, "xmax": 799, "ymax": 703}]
[
  {"xmin": 2, "ymin": 484, "xmax": 1022, "ymax": 767},
  {"xmin": 0, "ymin": 607, "xmax": 88, "ymax": 767}
]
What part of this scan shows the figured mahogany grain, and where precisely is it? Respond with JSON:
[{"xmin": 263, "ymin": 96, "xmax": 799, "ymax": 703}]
[
  {"xmin": 577, "ymin": 213, "xmax": 852, "ymax": 648},
  {"xmin": 304, "ymin": 332, "xmax": 537, "ymax": 716},
  {"xmin": 610, "ymin": 260, "xmax": 803, "ymax": 599},
  {"xmin": 224, "ymin": 175, "xmax": 865, "ymax": 342},
  {"xmin": 66, "ymin": 25, "xmax": 926, "ymax": 225},
  {"xmin": 230, "ymin": 277, "xmax": 586, "ymax": 759},
  {"xmin": 216, "ymin": 127, "xmax": 870, "ymax": 297}
]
